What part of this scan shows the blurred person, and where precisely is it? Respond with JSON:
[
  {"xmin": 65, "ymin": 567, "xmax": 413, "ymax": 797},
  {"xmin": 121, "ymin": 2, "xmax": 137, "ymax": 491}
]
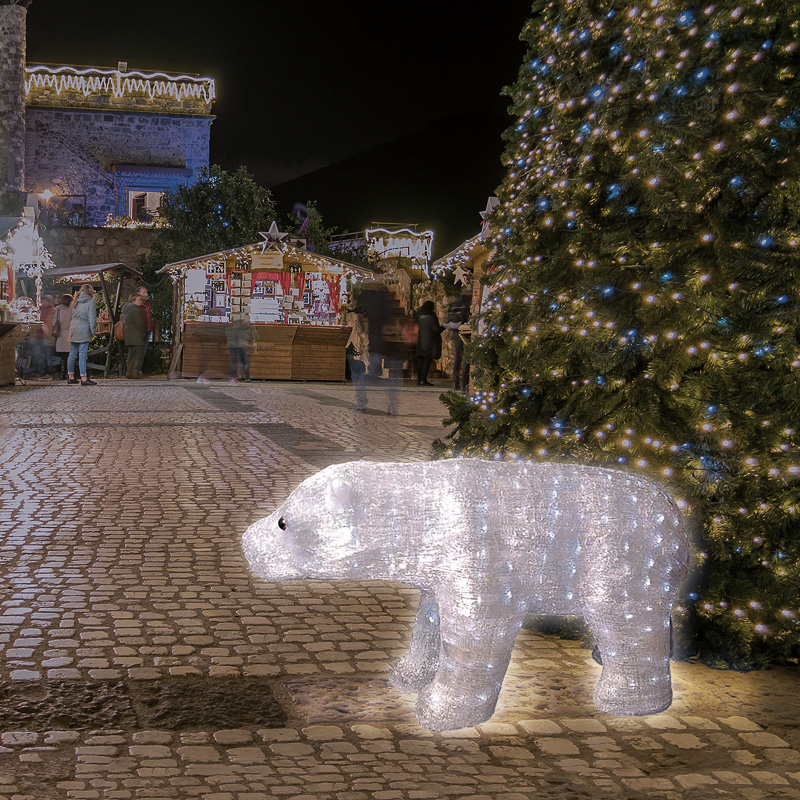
[
  {"xmin": 53, "ymin": 293, "xmax": 72, "ymax": 380},
  {"xmin": 67, "ymin": 284, "xmax": 97, "ymax": 386},
  {"xmin": 136, "ymin": 285, "xmax": 155, "ymax": 370},
  {"xmin": 356, "ymin": 285, "xmax": 401, "ymax": 415},
  {"xmin": 122, "ymin": 292, "xmax": 146, "ymax": 379},
  {"xmin": 443, "ymin": 293, "xmax": 471, "ymax": 391},
  {"xmin": 226, "ymin": 314, "xmax": 257, "ymax": 384},
  {"xmin": 346, "ymin": 341, "xmax": 367, "ymax": 412},
  {"xmin": 36, "ymin": 294, "xmax": 57, "ymax": 379},
  {"xmin": 415, "ymin": 300, "xmax": 443, "ymax": 386}
]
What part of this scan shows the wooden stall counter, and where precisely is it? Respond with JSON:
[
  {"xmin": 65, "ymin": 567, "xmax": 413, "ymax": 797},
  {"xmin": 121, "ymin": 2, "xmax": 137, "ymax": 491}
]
[
  {"xmin": 0, "ymin": 322, "xmax": 33, "ymax": 386},
  {"xmin": 181, "ymin": 322, "xmax": 352, "ymax": 381}
]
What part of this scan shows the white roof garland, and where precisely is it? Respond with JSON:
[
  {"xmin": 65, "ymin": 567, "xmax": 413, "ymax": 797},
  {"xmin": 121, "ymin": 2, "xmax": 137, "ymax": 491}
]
[
  {"xmin": 160, "ymin": 239, "xmax": 376, "ymax": 281},
  {"xmin": 430, "ymin": 234, "xmax": 486, "ymax": 281},
  {"xmin": 25, "ymin": 64, "xmax": 216, "ymax": 107}
]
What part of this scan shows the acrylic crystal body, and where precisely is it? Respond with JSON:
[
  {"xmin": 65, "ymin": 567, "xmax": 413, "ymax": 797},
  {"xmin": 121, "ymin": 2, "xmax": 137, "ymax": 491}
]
[{"xmin": 243, "ymin": 459, "xmax": 690, "ymax": 731}]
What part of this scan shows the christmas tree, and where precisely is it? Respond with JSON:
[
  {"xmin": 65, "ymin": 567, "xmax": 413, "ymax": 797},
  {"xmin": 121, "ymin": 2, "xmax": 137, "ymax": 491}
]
[{"xmin": 443, "ymin": 0, "xmax": 800, "ymax": 666}]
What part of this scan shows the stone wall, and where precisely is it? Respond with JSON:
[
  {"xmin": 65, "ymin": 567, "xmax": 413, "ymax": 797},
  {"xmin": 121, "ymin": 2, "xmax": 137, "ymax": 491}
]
[
  {"xmin": 42, "ymin": 226, "xmax": 156, "ymax": 270},
  {"xmin": 0, "ymin": 3, "xmax": 28, "ymax": 197},
  {"xmin": 25, "ymin": 108, "xmax": 212, "ymax": 225}
]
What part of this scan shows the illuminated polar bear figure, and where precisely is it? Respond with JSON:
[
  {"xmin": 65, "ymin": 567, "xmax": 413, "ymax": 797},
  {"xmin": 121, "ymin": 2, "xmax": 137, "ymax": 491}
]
[{"xmin": 243, "ymin": 459, "xmax": 689, "ymax": 731}]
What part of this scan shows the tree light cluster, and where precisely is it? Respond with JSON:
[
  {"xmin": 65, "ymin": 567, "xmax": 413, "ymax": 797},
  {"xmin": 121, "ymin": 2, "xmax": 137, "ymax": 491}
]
[{"xmin": 442, "ymin": 0, "xmax": 800, "ymax": 666}]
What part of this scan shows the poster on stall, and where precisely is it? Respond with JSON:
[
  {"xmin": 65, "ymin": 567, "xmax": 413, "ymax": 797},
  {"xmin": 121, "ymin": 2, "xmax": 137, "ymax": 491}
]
[
  {"xmin": 305, "ymin": 272, "xmax": 341, "ymax": 324},
  {"xmin": 250, "ymin": 271, "xmax": 285, "ymax": 323},
  {"xmin": 183, "ymin": 263, "xmax": 230, "ymax": 322}
]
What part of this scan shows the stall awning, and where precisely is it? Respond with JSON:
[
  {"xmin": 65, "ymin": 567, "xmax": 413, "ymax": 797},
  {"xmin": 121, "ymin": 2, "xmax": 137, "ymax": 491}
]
[{"xmin": 41, "ymin": 262, "xmax": 142, "ymax": 280}]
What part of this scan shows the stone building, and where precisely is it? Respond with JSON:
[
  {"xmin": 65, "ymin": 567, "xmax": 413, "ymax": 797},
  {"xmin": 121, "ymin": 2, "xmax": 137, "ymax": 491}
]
[
  {"xmin": 0, "ymin": 0, "xmax": 215, "ymax": 227},
  {"xmin": 0, "ymin": 0, "xmax": 31, "ymax": 203}
]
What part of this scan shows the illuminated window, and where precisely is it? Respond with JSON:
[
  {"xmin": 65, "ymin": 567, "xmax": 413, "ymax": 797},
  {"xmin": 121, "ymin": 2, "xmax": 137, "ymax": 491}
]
[{"xmin": 128, "ymin": 190, "xmax": 163, "ymax": 222}]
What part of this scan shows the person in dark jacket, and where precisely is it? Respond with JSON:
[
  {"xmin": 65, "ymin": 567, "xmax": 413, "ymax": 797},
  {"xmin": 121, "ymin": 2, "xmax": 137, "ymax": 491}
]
[
  {"xmin": 122, "ymin": 293, "xmax": 146, "ymax": 379},
  {"xmin": 67, "ymin": 284, "xmax": 97, "ymax": 386},
  {"xmin": 415, "ymin": 300, "xmax": 443, "ymax": 386},
  {"xmin": 443, "ymin": 293, "xmax": 471, "ymax": 391}
]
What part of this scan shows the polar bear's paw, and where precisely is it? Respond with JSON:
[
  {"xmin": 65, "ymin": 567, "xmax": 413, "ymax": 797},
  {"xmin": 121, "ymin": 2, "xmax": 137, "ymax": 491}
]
[
  {"xmin": 594, "ymin": 676, "xmax": 672, "ymax": 716},
  {"xmin": 415, "ymin": 684, "xmax": 496, "ymax": 732},
  {"xmin": 389, "ymin": 652, "xmax": 438, "ymax": 693}
]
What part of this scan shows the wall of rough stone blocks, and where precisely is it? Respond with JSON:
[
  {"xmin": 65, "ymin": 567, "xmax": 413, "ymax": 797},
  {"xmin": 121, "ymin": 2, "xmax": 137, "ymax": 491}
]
[
  {"xmin": 0, "ymin": 4, "xmax": 27, "ymax": 197},
  {"xmin": 42, "ymin": 226, "xmax": 157, "ymax": 271},
  {"xmin": 25, "ymin": 108, "xmax": 212, "ymax": 225}
]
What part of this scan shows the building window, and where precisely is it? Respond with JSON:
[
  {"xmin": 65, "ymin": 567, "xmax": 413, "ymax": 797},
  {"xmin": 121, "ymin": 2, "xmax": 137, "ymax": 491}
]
[{"xmin": 128, "ymin": 190, "xmax": 163, "ymax": 222}]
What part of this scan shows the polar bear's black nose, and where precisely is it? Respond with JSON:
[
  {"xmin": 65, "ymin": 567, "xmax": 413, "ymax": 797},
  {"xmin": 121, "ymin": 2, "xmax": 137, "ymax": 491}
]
[{"xmin": 278, "ymin": 516, "xmax": 287, "ymax": 530}]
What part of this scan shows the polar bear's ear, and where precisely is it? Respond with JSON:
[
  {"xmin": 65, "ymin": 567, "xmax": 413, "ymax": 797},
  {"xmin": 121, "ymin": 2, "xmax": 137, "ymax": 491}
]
[{"xmin": 326, "ymin": 477, "xmax": 353, "ymax": 510}]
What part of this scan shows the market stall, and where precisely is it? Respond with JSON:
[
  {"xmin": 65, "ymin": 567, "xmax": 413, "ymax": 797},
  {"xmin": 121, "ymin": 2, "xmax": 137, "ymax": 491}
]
[
  {"xmin": 161, "ymin": 224, "xmax": 375, "ymax": 381},
  {"xmin": 0, "ymin": 207, "xmax": 55, "ymax": 323},
  {"xmin": 40, "ymin": 262, "xmax": 142, "ymax": 377}
]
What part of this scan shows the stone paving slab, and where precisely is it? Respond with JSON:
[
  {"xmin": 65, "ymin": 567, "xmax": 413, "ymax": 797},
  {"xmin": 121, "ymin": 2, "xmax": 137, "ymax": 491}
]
[{"xmin": 0, "ymin": 378, "xmax": 799, "ymax": 800}]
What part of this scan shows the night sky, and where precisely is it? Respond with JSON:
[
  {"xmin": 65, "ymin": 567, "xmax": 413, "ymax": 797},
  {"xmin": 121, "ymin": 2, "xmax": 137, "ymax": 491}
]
[{"xmin": 26, "ymin": 0, "xmax": 534, "ymax": 253}]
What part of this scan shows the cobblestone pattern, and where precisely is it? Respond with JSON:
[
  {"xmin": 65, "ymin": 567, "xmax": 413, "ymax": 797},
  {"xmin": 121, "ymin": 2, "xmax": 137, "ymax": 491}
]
[
  {"xmin": 2, "ymin": 719, "xmax": 800, "ymax": 800},
  {"xmin": 1, "ymin": 380, "xmax": 799, "ymax": 799}
]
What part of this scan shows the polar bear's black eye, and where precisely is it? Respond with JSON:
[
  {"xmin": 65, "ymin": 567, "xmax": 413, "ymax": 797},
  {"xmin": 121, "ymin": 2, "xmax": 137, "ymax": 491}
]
[{"xmin": 278, "ymin": 517, "xmax": 287, "ymax": 531}]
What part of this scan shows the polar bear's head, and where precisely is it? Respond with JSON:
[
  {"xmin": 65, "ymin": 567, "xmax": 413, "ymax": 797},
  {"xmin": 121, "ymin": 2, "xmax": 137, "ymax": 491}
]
[{"xmin": 242, "ymin": 464, "xmax": 366, "ymax": 583}]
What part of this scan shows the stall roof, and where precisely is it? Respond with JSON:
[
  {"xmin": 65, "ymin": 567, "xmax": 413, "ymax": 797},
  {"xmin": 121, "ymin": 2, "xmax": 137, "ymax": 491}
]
[
  {"xmin": 0, "ymin": 217, "xmax": 22, "ymax": 239},
  {"xmin": 159, "ymin": 242, "xmax": 376, "ymax": 278},
  {"xmin": 42, "ymin": 262, "xmax": 142, "ymax": 279}
]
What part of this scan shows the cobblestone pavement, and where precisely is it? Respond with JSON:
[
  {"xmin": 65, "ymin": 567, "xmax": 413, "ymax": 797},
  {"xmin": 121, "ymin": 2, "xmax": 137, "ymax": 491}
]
[{"xmin": 1, "ymin": 378, "xmax": 800, "ymax": 800}]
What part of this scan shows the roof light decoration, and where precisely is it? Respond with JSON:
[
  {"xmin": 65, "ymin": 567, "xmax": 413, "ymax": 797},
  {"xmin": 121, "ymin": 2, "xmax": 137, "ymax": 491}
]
[{"xmin": 24, "ymin": 64, "xmax": 215, "ymax": 111}]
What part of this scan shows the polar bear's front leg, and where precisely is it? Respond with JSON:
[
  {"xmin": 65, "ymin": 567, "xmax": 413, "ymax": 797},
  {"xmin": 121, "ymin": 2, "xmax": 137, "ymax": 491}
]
[
  {"xmin": 414, "ymin": 610, "xmax": 523, "ymax": 731},
  {"xmin": 389, "ymin": 589, "xmax": 440, "ymax": 692}
]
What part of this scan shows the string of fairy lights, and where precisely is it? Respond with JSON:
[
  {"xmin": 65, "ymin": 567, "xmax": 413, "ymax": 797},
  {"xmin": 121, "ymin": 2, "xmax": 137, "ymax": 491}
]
[
  {"xmin": 24, "ymin": 65, "xmax": 216, "ymax": 107},
  {"xmin": 443, "ymin": 1, "xmax": 800, "ymax": 638}
]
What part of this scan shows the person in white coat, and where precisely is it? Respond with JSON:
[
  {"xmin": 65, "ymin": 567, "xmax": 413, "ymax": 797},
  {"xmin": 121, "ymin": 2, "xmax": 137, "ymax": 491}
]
[{"xmin": 66, "ymin": 284, "xmax": 97, "ymax": 386}]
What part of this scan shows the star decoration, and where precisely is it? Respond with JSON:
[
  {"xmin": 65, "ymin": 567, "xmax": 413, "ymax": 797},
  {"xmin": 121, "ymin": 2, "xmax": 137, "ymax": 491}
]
[
  {"xmin": 453, "ymin": 265, "xmax": 470, "ymax": 286},
  {"xmin": 480, "ymin": 197, "xmax": 499, "ymax": 241},
  {"xmin": 258, "ymin": 221, "xmax": 289, "ymax": 249}
]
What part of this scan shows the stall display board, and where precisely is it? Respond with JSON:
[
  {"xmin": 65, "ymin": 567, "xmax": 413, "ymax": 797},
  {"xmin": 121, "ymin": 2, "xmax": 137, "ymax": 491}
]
[
  {"xmin": 182, "ymin": 259, "xmax": 344, "ymax": 327},
  {"xmin": 183, "ymin": 262, "xmax": 231, "ymax": 322}
]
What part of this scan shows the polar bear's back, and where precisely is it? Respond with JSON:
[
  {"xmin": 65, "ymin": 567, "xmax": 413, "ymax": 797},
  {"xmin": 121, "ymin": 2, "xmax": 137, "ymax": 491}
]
[
  {"xmin": 325, "ymin": 458, "xmax": 686, "ymax": 548},
  {"xmin": 320, "ymin": 459, "xmax": 689, "ymax": 602}
]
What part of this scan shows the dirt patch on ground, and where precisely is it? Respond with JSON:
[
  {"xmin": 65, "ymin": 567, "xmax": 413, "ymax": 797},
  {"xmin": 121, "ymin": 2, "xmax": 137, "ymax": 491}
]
[
  {"xmin": 0, "ymin": 677, "xmax": 287, "ymax": 731},
  {"xmin": 136, "ymin": 677, "xmax": 286, "ymax": 729},
  {"xmin": 0, "ymin": 680, "xmax": 137, "ymax": 730}
]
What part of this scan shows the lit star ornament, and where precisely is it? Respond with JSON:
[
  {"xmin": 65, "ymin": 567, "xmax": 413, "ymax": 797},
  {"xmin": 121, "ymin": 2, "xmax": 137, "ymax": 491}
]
[
  {"xmin": 243, "ymin": 460, "xmax": 690, "ymax": 731},
  {"xmin": 453, "ymin": 265, "xmax": 470, "ymax": 286},
  {"xmin": 258, "ymin": 221, "xmax": 289, "ymax": 248},
  {"xmin": 480, "ymin": 196, "xmax": 500, "ymax": 241}
]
